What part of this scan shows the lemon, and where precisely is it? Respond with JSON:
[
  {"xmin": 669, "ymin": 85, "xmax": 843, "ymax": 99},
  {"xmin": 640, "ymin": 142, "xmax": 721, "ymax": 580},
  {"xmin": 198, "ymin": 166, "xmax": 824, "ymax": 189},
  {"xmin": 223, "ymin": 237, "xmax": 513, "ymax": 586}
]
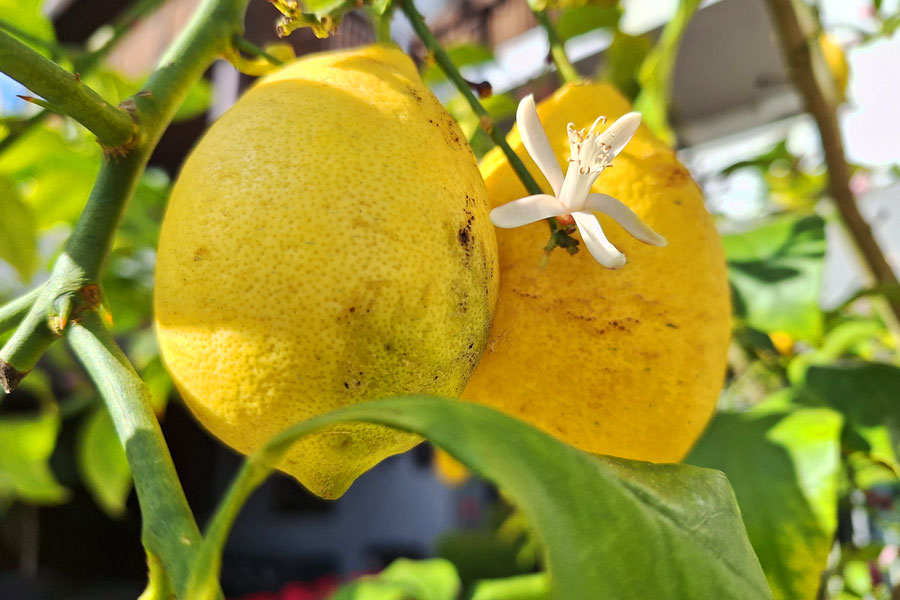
[
  {"xmin": 819, "ymin": 34, "xmax": 849, "ymax": 103},
  {"xmin": 154, "ymin": 45, "xmax": 498, "ymax": 499},
  {"xmin": 462, "ymin": 83, "xmax": 730, "ymax": 463}
]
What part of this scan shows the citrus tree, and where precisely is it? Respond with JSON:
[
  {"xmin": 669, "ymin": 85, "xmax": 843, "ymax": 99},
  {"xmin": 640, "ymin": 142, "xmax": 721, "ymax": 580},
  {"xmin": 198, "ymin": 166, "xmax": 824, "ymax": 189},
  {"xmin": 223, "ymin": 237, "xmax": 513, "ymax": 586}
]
[{"xmin": 1, "ymin": 0, "xmax": 899, "ymax": 598}]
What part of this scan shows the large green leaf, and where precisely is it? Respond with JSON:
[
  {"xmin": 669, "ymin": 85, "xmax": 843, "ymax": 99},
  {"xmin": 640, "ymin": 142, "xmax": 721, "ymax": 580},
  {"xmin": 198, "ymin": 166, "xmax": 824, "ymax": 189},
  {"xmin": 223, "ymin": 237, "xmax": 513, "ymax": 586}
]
[
  {"xmin": 77, "ymin": 407, "xmax": 132, "ymax": 517},
  {"xmin": 331, "ymin": 558, "xmax": 460, "ymax": 600},
  {"xmin": 0, "ymin": 405, "xmax": 69, "ymax": 505},
  {"xmin": 723, "ymin": 215, "xmax": 826, "ymax": 340},
  {"xmin": 0, "ymin": 174, "xmax": 38, "ymax": 280},
  {"xmin": 187, "ymin": 397, "xmax": 771, "ymax": 599},
  {"xmin": 688, "ymin": 404, "xmax": 843, "ymax": 600}
]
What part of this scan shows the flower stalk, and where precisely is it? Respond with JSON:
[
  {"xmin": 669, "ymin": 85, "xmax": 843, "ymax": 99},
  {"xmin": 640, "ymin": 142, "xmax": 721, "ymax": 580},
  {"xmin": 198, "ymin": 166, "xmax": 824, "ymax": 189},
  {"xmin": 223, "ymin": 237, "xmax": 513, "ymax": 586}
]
[
  {"xmin": 400, "ymin": 0, "xmax": 581, "ymax": 254},
  {"xmin": 534, "ymin": 9, "xmax": 580, "ymax": 85}
]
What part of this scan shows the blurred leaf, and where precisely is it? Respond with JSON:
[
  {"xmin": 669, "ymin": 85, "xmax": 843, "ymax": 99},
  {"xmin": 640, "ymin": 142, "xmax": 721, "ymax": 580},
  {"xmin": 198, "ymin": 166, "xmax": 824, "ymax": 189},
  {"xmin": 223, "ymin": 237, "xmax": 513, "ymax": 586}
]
[
  {"xmin": 555, "ymin": 5, "xmax": 621, "ymax": 42},
  {"xmin": 174, "ymin": 78, "xmax": 212, "ymax": 121},
  {"xmin": 446, "ymin": 92, "xmax": 517, "ymax": 159},
  {"xmin": 0, "ymin": 126, "xmax": 100, "ymax": 227},
  {"xmin": 724, "ymin": 215, "xmax": 826, "ymax": 340},
  {"xmin": 0, "ymin": 405, "xmax": 69, "ymax": 505},
  {"xmin": 470, "ymin": 573, "xmax": 549, "ymax": 600},
  {"xmin": 77, "ymin": 407, "xmax": 132, "ymax": 517},
  {"xmin": 331, "ymin": 558, "xmax": 460, "ymax": 600},
  {"xmin": 796, "ymin": 362, "xmax": 900, "ymax": 485},
  {"xmin": 633, "ymin": 0, "xmax": 703, "ymax": 145},
  {"xmin": 787, "ymin": 318, "xmax": 885, "ymax": 382},
  {"xmin": 688, "ymin": 403, "xmax": 843, "ymax": 600},
  {"xmin": 423, "ymin": 44, "xmax": 494, "ymax": 84},
  {"xmin": 85, "ymin": 69, "xmax": 212, "ymax": 122},
  {"xmin": 0, "ymin": 174, "xmax": 38, "ymax": 279},
  {"xmin": 601, "ymin": 31, "xmax": 651, "ymax": 100},
  {"xmin": 720, "ymin": 141, "xmax": 793, "ymax": 176},
  {"xmin": 0, "ymin": 0, "xmax": 56, "ymax": 54},
  {"xmin": 188, "ymin": 397, "xmax": 772, "ymax": 599},
  {"xmin": 437, "ymin": 530, "xmax": 534, "ymax": 587}
]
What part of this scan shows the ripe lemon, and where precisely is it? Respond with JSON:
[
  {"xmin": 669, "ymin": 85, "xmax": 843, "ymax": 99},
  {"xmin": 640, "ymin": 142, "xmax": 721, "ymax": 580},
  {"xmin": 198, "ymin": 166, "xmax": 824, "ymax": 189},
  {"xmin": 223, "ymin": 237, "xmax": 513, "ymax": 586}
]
[
  {"xmin": 462, "ymin": 83, "xmax": 730, "ymax": 464},
  {"xmin": 819, "ymin": 34, "xmax": 849, "ymax": 103},
  {"xmin": 154, "ymin": 45, "xmax": 498, "ymax": 499}
]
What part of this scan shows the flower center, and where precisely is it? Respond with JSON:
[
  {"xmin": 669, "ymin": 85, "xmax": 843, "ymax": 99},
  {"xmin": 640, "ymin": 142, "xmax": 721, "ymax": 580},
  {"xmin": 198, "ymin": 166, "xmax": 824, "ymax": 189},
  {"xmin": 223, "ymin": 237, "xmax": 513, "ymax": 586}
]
[{"xmin": 567, "ymin": 116, "xmax": 614, "ymax": 176}]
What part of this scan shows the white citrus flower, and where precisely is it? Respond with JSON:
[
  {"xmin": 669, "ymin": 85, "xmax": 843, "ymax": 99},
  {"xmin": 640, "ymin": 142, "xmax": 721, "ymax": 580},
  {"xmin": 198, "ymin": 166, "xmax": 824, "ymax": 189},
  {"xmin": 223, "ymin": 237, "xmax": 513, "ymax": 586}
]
[{"xmin": 490, "ymin": 95, "xmax": 666, "ymax": 269}]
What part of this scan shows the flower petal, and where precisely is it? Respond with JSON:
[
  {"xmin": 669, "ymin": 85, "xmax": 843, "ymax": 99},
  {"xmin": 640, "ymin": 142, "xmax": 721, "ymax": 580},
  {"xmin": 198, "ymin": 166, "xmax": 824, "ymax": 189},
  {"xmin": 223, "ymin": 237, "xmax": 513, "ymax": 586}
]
[
  {"xmin": 517, "ymin": 95, "xmax": 565, "ymax": 196},
  {"xmin": 585, "ymin": 193, "xmax": 667, "ymax": 246},
  {"xmin": 490, "ymin": 194, "xmax": 564, "ymax": 228},
  {"xmin": 597, "ymin": 112, "xmax": 642, "ymax": 159},
  {"xmin": 572, "ymin": 211, "xmax": 626, "ymax": 269}
]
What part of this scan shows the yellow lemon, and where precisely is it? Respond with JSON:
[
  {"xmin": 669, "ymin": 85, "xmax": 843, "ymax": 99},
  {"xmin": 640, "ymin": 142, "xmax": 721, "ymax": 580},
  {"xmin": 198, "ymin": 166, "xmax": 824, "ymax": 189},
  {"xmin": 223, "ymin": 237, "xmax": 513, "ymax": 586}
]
[
  {"xmin": 462, "ymin": 83, "xmax": 730, "ymax": 463},
  {"xmin": 819, "ymin": 34, "xmax": 849, "ymax": 103},
  {"xmin": 154, "ymin": 45, "xmax": 498, "ymax": 499}
]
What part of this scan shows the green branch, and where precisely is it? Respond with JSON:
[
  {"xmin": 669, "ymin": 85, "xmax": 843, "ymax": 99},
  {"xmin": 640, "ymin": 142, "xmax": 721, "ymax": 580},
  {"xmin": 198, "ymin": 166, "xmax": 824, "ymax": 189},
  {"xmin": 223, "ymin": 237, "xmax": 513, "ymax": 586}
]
[
  {"xmin": 400, "ymin": 0, "xmax": 576, "ymax": 254},
  {"xmin": 67, "ymin": 312, "xmax": 203, "ymax": 597},
  {"xmin": 0, "ymin": 0, "xmax": 166, "ymax": 155},
  {"xmin": 765, "ymin": 0, "xmax": 900, "ymax": 333},
  {"xmin": 0, "ymin": 287, "xmax": 41, "ymax": 335},
  {"xmin": 231, "ymin": 35, "xmax": 285, "ymax": 67},
  {"xmin": 0, "ymin": 28, "xmax": 136, "ymax": 148},
  {"xmin": 400, "ymin": 0, "xmax": 542, "ymax": 196},
  {"xmin": 534, "ymin": 10, "xmax": 580, "ymax": 84},
  {"xmin": 1, "ymin": 0, "xmax": 251, "ymax": 390}
]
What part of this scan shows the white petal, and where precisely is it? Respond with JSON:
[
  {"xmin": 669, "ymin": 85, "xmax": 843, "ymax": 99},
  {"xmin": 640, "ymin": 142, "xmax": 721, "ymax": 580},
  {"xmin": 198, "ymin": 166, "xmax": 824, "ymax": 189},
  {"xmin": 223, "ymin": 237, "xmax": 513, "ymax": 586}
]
[
  {"xmin": 585, "ymin": 193, "xmax": 667, "ymax": 247},
  {"xmin": 517, "ymin": 95, "xmax": 565, "ymax": 196},
  {"xmin": 572, "ymin": 212, "xmax": 626, "ymax": 269},
  {"xmin": 597, "ymin": 112, "xmax": 642, "ymax": 159},
  {"xmin": 490, "ymin": 194, "xmax": 564, "ymax": 228}
]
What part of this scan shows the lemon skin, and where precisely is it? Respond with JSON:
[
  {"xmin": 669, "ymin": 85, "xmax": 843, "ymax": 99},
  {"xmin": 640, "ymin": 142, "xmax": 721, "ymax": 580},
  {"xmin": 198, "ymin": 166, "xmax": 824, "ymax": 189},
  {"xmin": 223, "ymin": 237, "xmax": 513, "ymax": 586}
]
[
  {"xmin": 462, "ymin": 83, "xmax": 731, "ymax": 463},
  {"xmin": 154, "ymin": 45, "xmax": 498, "ymax": 499}
]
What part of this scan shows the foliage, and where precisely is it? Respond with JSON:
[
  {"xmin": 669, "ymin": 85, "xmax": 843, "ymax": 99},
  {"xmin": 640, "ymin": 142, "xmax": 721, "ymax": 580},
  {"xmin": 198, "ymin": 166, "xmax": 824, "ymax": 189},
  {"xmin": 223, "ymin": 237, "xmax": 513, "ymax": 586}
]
[{"xmin": 1, "ymin": 0, "xmax": 900, "ymax": 598}]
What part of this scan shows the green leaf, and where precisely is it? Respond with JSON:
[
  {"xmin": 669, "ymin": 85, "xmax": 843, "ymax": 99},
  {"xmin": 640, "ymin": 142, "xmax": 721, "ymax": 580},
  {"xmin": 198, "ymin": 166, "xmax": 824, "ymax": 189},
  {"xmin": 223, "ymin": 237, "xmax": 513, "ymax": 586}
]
[
  {"xmin": 423, "ymin": 43, "xmax": 494, "ymax": 84},
  {"xmin": 0, "ymin": 0, "xmax": 56, "ymax": 55},
  {"xmin": 0, "ymin": 126, "xmax": 101, "ymax": 228},
  {"xmin": 0, "ymin": 174, "xmax": 38, "ymax": 280},
  {"xmin": 723, "ymin": 215, "xmax": 826, "ymax": 340},
  {"xmin": 173, "ymin": 78, "xmax": 212, "ymax": 121},
  {"xmin": 601, "ymin": 31, "xmax": 651, "ymax": 100},
  {"xmin": 187, "ymin": 397, "xmax": 772, "ymax": 599},
  {"xmin": 555, "ymin": 5, "xmax": 621, "ymax": 42},
  {"xmin": 0, "ymin": 405, "xmax": 69, "ymax": 505},
  {"xmin": 634, "ymin": 0, "xmax": 703, "ymax": 145},
  {"xmin": 787, "ymin": 318, "xmax": 885, "ymax": 382},
  {"xmin": 470, "ymin": 573, "xmax": 550, "ymax": 600},
  {"xmin": 331, "ymin": 558, "xmax": 460, "ymax": 600},
  {"xmin": 688, "ymin": 404, "xmax": 843, "ymax": 600},
  {"xmin": 797, "ymin": 362, "xmax": 900, "ymax": 484},
  {"xmin": 85, "ymin": 68, "xmax": 212, "ymax": 122},
  {"xmin": 77, "ymin": 407, "xmax": 132, "ymax": 517}
]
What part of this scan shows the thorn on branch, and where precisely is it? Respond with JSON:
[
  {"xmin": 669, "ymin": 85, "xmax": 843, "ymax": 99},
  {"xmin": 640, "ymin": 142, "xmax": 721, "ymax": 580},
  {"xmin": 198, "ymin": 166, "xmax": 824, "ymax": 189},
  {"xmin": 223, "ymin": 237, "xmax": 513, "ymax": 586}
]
[
  {"xmin": 464, "ymin": 78, "xmax": 492, "ymax": 99},
  {"xmin": 49, "ymin": 284, "xmax": 105, "ymax": 335}
]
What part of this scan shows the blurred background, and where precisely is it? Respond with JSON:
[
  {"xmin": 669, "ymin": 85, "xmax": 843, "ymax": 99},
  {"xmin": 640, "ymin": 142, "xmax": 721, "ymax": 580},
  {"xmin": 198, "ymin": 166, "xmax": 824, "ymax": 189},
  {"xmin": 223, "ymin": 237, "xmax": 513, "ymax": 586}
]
[{"xmin": 1, "ymin": 0, "xmax": 899, "ymax": 598}]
